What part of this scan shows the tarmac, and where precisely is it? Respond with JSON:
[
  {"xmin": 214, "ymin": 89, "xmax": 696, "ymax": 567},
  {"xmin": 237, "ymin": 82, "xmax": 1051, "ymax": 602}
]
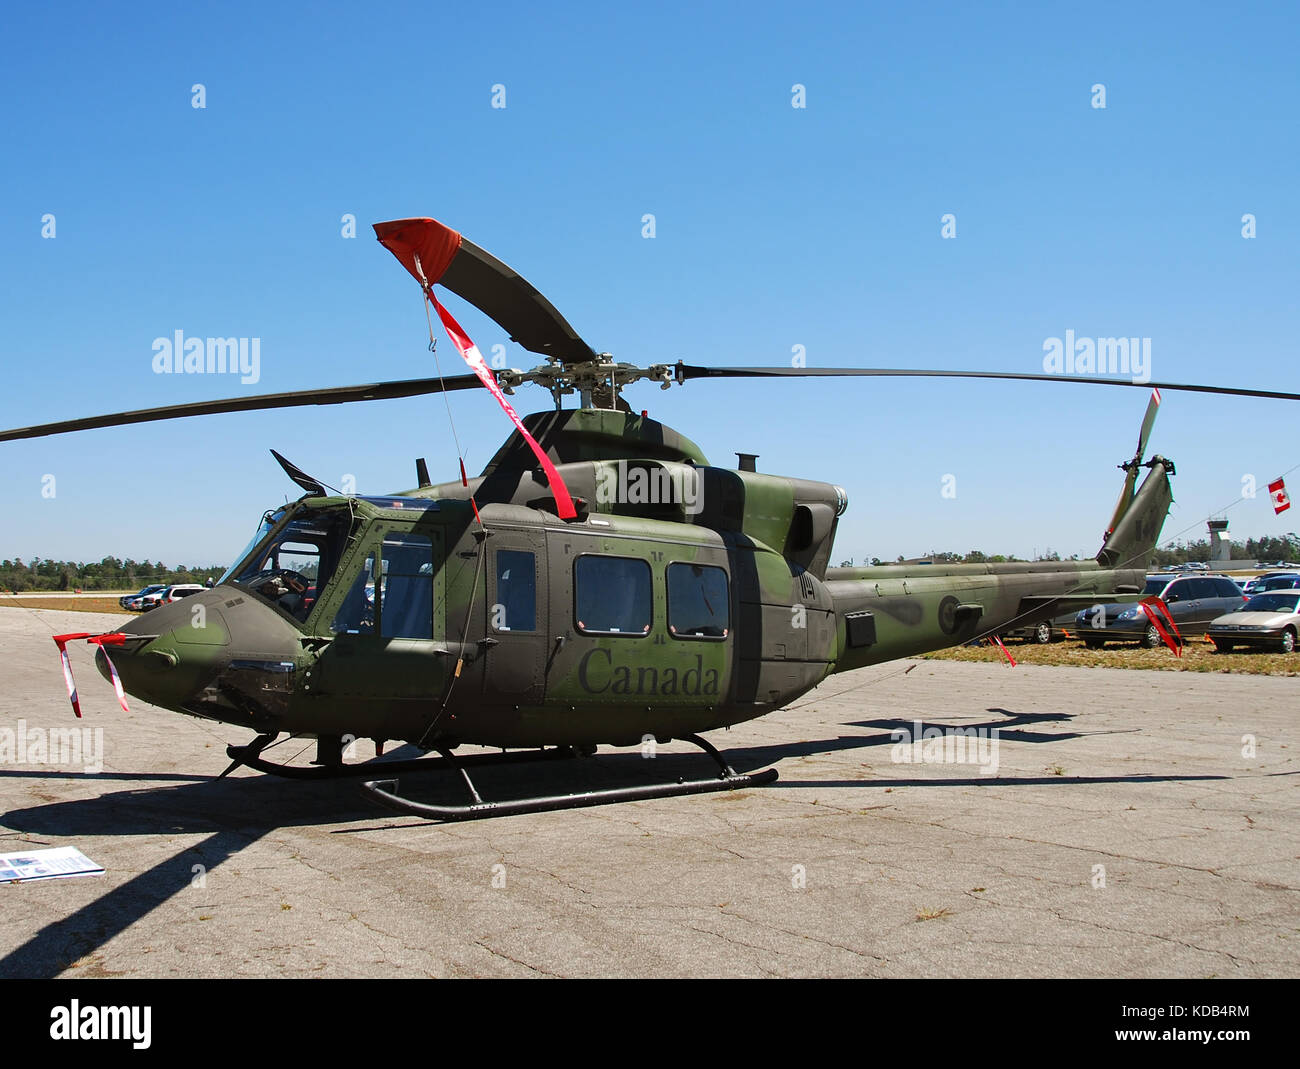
[{"xmin": 0, "ymin": 606, "xmax": 1296, "ymax": 978}]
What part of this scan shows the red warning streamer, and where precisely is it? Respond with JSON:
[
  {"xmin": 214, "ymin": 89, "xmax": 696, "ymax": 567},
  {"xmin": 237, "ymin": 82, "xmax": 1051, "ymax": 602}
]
[
  {"xmin": 374, "ymin": 217, "xmax": 577, "ymax": 521},
  {"xmin": 989, "ymin": 634, "xmax": 1018, "ymax": 667},
  {"xmin": 52, "ymin": 632, "xmax": 131, "ymax": 717},
  {"xmin": 1138, "ymin": 596, "xmax": 1183, "ymax": 657},
  {"xmin": 428, "ymin": 293, "xmax": 577, "ymax": 519}
]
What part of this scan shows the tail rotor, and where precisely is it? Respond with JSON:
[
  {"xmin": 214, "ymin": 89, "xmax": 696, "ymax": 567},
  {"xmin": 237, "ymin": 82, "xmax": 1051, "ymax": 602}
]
[{"xmin": 1105, "ymin": 388, "xmax": 1162, "ymax": 537}]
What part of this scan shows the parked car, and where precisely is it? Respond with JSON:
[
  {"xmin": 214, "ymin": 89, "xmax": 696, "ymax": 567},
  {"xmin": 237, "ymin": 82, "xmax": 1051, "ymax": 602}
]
[
  {"xmin": 1075, "ymin": 573, "xmax": 1248, "ymax": 648},
  {"xmin": 136, "ymin": 589, "xmax": 167, "ymax": 610},
  {"xmin": 1242, "ymin": 577, "xmax": 1294, "ymax": 595},
  {"xmin": 161, "ymin": 584, "xmax": 205, "ymax": 605},
  {"xmin": 1207, "ymin": 591, "xmax": 1300, "ymax": 653},
  {"xmin": 1242, "ymin": 571, "xmax": 1299, "ymax": 595},
  {"xmin": 138, "ymin": 583, "xmax": 204, "ymax": 610},
  {"xmin": 1003, "ymin": 611, "xmax": 1076, "ymax": 644},
  {"xmin": 121, "ymin": 584, "xmax": 166, "ymax": 610}
]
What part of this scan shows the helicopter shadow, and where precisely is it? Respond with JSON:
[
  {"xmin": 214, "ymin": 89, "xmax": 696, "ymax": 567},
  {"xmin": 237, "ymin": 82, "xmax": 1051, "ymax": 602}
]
[
  {"xmin": 0, "ymin": 770, "xmax": 385, "ymax": 979},
  {"xmin": 0, "ymin": 744, "xmax": 800, "ymax": 975},
  {"xmin": 702, "ymin": 706, "xmax": 1083, "ymax": 769},
  {"xmin": 713, "ymin": 706, "xmax": 1224, "ymax": 791},
  {"xmin": 0, "ymin": 706, "xmax": 1223, "ymax": 975},
  {"xmin": 0, "ymin": 769, "xmax": 214, "ymax": 784},
  {"xmin": 848, "ymin": 706, "xmax": 1091, "ymax": 744}
]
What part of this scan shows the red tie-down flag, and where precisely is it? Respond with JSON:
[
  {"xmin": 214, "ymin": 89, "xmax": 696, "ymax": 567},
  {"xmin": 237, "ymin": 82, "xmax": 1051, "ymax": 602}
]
[{"xmin": 1269, "ymin": 477, "xmax": 1291, "ymax": 515}]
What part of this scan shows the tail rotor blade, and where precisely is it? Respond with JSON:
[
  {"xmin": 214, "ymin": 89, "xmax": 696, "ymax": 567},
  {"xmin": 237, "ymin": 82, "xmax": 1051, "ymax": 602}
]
[
  {"xmin": 1108, "ymin": 388, "xmax": 1162, "ymax": 535},
  {"xmin": 1135, "ymin": 387, "xmax": 1161, "ymax": 461}
]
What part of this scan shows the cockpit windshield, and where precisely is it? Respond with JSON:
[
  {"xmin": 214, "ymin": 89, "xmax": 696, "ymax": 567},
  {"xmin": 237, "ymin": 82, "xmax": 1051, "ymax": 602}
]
[
  {"xmin": 218, "ymin": 509, "xmax": 287, "ymax": 587},
  {"xmin": 225, "ymin": 506, "xmax": 355, "ymax": 622}
]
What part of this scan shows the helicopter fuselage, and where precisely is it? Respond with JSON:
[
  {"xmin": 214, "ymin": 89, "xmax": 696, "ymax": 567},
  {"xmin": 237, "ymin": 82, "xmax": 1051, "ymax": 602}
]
[{"xmin": 96, "ymin": 408, "xmax": 1166, "ymax": 754}]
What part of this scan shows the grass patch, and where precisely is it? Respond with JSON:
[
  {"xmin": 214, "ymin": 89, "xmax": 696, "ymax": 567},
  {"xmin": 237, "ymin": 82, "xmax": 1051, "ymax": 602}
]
[
  {"xmin": 0, "ymin": 597, "xmax": 132, "ymax": 614},
  {"xmin": 924, "ymin": 638, "xmax": 1300, "ymax": 676}
]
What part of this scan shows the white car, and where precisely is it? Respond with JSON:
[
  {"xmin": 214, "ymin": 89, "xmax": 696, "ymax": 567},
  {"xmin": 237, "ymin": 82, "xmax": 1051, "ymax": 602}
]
[
  {"xmin": 139, "ymin": 584, "xmax": 204, "ymax": 610},
  {"xmin": 1206, "ymin": 591, "xmax": 1300, "ymax": 653}
]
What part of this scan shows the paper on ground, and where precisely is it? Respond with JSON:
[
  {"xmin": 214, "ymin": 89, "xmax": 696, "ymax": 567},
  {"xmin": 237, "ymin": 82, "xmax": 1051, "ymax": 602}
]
[{"xmin": 0, "ymin": 846, "xmax": 104, "ymax": 883}]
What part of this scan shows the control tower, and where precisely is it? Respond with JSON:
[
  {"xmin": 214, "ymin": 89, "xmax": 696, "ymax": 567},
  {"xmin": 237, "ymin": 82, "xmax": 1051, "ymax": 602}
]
[{"xmin": 1208, "ymin": 518, "xmax": 1231, "ymax": 563}]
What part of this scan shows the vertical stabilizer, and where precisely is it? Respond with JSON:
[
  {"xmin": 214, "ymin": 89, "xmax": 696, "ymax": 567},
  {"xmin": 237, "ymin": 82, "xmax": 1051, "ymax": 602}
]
[{"xmin": 1097, "ymin": 457, "xmax": 1174, "ymax": 570}]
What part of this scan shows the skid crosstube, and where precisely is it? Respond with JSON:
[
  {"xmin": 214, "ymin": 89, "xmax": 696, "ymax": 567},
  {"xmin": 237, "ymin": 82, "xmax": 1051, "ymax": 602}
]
[
  {"xmin": 360, "ymin": 733, "xmax": 778, "ymax": 822},
  {"xmin": 222, "ymin": 734, "xmax": 577, "ymax": 781}
]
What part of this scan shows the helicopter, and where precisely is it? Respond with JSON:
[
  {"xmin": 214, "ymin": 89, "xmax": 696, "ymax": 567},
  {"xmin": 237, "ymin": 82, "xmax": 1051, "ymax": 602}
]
[{"xmin": 5, "ymin": 216, "xmax": 1299, "ymax": 821}]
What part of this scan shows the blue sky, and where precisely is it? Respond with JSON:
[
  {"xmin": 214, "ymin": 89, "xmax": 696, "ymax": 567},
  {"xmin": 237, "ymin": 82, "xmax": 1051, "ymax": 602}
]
[{"xmin": 1, "ymin": 1, "xmax": 1297, "ymax": 567}]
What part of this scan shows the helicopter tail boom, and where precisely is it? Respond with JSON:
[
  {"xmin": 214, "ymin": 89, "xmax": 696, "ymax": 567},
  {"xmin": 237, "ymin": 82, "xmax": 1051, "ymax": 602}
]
[{"xmin": 823, "ymin": 442, "xmax": 1175, "ymax": 673}]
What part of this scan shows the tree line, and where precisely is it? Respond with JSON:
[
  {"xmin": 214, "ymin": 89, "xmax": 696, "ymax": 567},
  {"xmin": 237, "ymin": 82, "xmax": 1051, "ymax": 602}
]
[{"xmin": 0, "ymin": 557, "xmax": 226, "ymax": 593}]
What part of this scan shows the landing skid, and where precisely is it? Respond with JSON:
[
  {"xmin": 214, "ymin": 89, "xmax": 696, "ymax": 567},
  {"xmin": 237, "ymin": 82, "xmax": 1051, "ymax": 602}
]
[{"xmin": 360, "ymin": 733, "xmax": 778, "ymax": 822}]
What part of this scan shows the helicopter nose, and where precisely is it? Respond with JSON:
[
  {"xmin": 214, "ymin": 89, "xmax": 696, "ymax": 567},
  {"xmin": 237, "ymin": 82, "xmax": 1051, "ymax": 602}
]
[
  {"xmin": 95, "ymin": 592, "xmax": 232, "ymax": 705},
  {"xmin": 92, "ymin": 586, "xmax": 305, "ymax": 729}
]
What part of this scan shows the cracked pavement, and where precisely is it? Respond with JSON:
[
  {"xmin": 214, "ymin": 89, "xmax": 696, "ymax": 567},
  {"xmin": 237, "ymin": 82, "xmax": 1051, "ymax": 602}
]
[{"xmin": 0, "ymin": 607, "xmax": 1296, "ymax": 977}]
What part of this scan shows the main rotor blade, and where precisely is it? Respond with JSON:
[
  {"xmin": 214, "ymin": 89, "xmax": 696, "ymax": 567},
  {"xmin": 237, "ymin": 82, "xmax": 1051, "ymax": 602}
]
[
  {"xmin": 374, "ymin": 218, "xmax": 598, "ymax": 365},
  {"xmin": 0, "ymin": 374, "xmax": 484, "ymax": 443},
  {"xmin": 675, "ymin": 364, "xmax": 1300, "ymax": 402}
]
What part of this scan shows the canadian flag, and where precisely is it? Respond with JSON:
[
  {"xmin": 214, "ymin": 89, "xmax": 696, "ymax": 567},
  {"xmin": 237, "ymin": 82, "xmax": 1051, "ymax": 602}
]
[{"xmin": 1269, "ymin": 477, "xmax": 1291, "ymax": 515}]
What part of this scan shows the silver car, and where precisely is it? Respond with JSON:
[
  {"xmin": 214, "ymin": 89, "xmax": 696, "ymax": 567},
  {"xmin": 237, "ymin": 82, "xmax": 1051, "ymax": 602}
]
[
  {"xmin": 1206, "ymin": 591, "xmax": 1300, "ymax": 653},
  {"xmin": 1076, "ymin": 573, "xmax": 1247, "ymax": 648}
]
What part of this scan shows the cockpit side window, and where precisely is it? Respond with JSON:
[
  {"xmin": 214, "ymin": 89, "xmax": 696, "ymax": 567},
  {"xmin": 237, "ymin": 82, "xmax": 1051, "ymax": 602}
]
[
  {"xmin": 230, "ymin": 507, "xmax": 354, "ymax": 623},
  {"xmin": 331, "ymin": 553, "xmax": 376, "ymax": 634},
  {"xmin": 327, "ymin": 533, "xmax": 435, "ymax": 637}
]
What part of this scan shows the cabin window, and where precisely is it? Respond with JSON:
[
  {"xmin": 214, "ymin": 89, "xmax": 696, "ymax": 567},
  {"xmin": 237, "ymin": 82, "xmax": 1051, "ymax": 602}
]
[
  {"xmin": 380, "ymin": 533, "xmax": 433, "ymax": 639},
  {"xmin": 494, "ymin": 550, "xmax": 536, "ymax": 632},
  {"xmin": 574, "ymin": 555, "xmax": 651, "ymax": 636},
  {"xmin": 667, "ymin": 562, "xmax": 729, "ymax": 639}
]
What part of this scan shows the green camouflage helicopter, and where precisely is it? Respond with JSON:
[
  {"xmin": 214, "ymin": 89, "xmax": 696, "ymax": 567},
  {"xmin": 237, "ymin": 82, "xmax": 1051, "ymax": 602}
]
[{"xmin": 5, "ymin": 217, "xmax": 1298, "ymax": 820}]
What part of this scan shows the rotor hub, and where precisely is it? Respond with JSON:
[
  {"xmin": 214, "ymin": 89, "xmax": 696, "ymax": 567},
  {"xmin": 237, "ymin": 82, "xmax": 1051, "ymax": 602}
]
[{"xmin": 495, "ymin": 357, "xmax": 675, "ymax": 410}]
